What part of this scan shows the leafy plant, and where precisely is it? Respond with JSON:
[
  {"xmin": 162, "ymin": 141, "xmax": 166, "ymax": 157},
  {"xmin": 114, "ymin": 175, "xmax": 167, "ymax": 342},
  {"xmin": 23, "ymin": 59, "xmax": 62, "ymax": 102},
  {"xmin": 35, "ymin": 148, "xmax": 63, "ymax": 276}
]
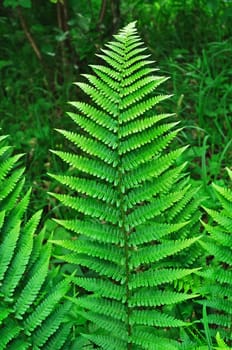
[
  {"xmin": 3, "ymin": 0, "xmax": 31, "ymax": 8},
  {"xmin": 198, "ymin": 167, "xmax": 232, "ymax": 346},
  {"xmin": 0, "ymin": 134, "xmax": 72, "ymax": 349},
  {"xmin": 49, "ymin": 22, "xmax": 202, "ymax": 349},
  {"xmin": 166, "ymin": 39, "xmax": 232, "ymax": 187}
]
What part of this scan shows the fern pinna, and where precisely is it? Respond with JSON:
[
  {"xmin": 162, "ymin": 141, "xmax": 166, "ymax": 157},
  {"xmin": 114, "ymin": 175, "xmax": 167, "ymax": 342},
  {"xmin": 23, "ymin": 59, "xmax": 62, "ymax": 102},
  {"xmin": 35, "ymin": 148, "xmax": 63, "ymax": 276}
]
[
  {"xmin": 199, "ymin": 168, "xmax": 232, "ymax": 346},
  {"xmin": 0, "ymin": 135, "xmax": 72, "ymax": 350},
  {"xmin": 49, "ymin": 22, "xmax": 201, "ymax": 349}
]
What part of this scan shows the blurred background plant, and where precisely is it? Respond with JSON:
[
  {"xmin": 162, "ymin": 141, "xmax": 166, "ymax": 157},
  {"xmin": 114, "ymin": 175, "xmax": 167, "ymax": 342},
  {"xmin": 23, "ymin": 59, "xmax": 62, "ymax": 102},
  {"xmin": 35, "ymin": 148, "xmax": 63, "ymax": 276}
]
[{"xmin": 1, "ymin": 0, "xmax": 232, "ymax": 214}]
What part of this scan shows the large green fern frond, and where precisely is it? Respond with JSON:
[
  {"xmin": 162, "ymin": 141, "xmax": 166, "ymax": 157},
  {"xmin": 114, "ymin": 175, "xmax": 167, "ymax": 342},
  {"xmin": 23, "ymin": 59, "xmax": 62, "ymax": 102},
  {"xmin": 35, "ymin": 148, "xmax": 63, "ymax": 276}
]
[
  {"xmin": 49, "ymin": 22, "xmax": 201, "ymax": 349},
  {"xmin": 0, "ymin": 135, "xmax": 72, "ymax": 349}
]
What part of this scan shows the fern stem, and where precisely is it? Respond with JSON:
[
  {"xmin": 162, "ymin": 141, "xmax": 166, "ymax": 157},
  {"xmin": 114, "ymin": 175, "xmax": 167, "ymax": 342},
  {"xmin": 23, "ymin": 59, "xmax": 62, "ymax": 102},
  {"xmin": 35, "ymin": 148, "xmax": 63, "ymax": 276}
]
[
  {"xmin": 124, "ymin": 229, "xmax": 132, "ymax": 350},
  {"xmin": 117, "ymin": 32, "xmax": 133, "ymax": 350},
  {"xmin": 118, "ymin": 171, "xmax": 132, "ymax": 349}
]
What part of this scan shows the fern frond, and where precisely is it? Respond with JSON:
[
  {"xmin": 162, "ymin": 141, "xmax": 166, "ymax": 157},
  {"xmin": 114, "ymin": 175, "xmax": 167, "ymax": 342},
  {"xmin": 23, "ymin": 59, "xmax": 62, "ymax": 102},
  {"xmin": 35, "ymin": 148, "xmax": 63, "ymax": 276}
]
[
  {"xmin": 50, "ymin": 22, "xmax": 201, "ymax": 348},
  {"xmin": 1, "ymin": 210, "xmax": 42, "ymax": 297},
  {"xmin": 201, "ymin": 267, "xmax": 232, "ymax": 285},
  {"xmin": 200, "ymin": 176, "xmax": 232, "ymax": 343},
  {"xmin": 0, "ymin": 154, "xmax": 24, "ymax": 183},
  {"xmin": 0, "ymin": 135, "xmax": 72, "ymax": 349},
  {"xmin": 43, "ymin": 323, "xmax": 72, "ymax": 350},
  {"xmin": 80, "ymin": 74, "xmax": 119, "ymax": 102},
  {"xmin": 0, "ymin": 320, "xmax": 21, "ymax": 349},
  {"xmin": 126, "ymin": 189, "xmax": 189, "ymax": 228},
  {"xmin": 31, "ymin": 301, "xmax": 72, "ymax": 348},
  {"xmin": 0, "ymin": 168, "xmax": 24, "ymax": 201},
  {"xmin": 119, "ymin": 95, "xmax": 172, "ymax": 124},
  {"xmin": 14, "ymin": 245, "xmax": 51, "ymax": 318},
  {"xmin": 0, "ymin": 223, "xmax": 20, "ymax": 283},
  {"xmin": 203, "ymin": 206, "xmax": 232, "ymax": 231},
  {"xmin": 23, "ymin": 278, "xmax": 70, "ymax": 334}
]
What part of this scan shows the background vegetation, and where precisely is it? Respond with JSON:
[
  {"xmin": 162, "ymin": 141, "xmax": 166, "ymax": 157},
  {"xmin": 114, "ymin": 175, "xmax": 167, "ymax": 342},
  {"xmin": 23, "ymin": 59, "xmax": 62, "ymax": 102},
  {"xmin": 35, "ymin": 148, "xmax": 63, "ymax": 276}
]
[{"xmin": 1, "ymin": 0, "xmax": 232, "ymax": 213}]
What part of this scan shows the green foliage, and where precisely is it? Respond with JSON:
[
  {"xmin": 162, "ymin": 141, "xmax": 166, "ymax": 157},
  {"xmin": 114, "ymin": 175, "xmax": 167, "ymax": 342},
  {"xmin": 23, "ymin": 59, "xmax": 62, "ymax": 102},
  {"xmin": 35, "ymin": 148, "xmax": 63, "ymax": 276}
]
[
  {"xmin": 167, "ymin": 40, "xmax": 232, "ymax": 189},
  {"xmin": 0, "ymin": 135, "xmax": 72, "ymax": 349},
  {"xmin": 1, "ymin": 2, "xmax": 232, "ymax": 346},
  {"xmin": 49, "ymin": 22, "xmax": 202, "ymax": 348},
  {"xmin": 198, "ymin": 168, "xmax": 232, "ymax": 346},
  {"xmin": 3, "ymin": 0, "xmax": 31, "ymax": 8},
  {"xmin": 122, "ymin": 0, "xmax": 232, "ymax": 55},
  {"xmin": 1, "ymin": 0, "xmax": 232, "ymax": 213}
]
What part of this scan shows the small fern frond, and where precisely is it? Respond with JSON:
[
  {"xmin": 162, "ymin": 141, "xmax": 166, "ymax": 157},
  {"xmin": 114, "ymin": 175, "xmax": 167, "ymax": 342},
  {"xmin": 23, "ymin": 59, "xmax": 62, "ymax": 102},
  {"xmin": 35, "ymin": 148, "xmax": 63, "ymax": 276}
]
[
  {"xmin": 1, "ymin": 210, "xmax": 42, "ymax": 297},
  {"xmin": 31, "ymin": 301, "xmax": 72, "ymax": 348},
  {"xmin": 14, "ymin": 244, "xmax": 51, "ymax": 318},
  {"xmin": 200, "ymin": 173, "xmax": 232, "ymax": 344},
  {"xmin": 23, "ymin": 278, "xmax": 70, "ymax": 334}
]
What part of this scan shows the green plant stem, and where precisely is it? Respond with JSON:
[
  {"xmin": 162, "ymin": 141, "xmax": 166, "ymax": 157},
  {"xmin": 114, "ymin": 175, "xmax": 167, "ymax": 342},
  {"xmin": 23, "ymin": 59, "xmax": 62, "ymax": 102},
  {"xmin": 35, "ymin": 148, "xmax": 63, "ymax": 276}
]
[
  {"xmin": 16, "ymin": 6, "xmax": 54, "ymax": 93},
  {"xmin": 201, "ymin": 135, "xmax": 209, "ymax": 188},
  {"xmin": 98, "ymin": 0, "xmax": 107, "ymax": 24},
  {"xmin": 117, "ymin": 41, "xmax": 132, "ymax": 349},
  {"xmin": 202, "ymin": 305, "xmax": 213, "ymax": 350}
]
